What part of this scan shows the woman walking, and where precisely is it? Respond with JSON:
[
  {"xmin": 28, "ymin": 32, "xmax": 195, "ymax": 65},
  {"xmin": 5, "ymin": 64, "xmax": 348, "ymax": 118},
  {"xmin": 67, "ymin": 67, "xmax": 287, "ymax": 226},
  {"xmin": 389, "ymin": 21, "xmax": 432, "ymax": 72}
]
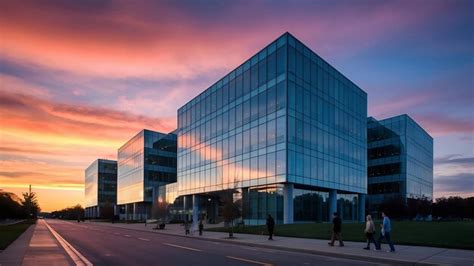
[{"xmin": 364, "ymin": 214, "xmax": 377, "ymax": 250}]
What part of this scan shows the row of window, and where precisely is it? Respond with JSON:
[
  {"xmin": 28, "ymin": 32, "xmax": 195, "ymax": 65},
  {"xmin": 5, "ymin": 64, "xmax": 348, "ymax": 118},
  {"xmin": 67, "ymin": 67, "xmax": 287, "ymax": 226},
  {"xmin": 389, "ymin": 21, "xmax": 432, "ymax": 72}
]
[
  {"xmin": 368, "ymin": 163, "xmax": 401, "ymax": 177},
  {"xmin": 145, "ymin": 154, "xmax": 177, "ymax": 168},
  {"xmin": 368, "ymin": 145, "xmax": 401, "ymax": 160},
  {"xmin": 288, "ymin": 80, "xmax": 366, "ymax": 137},
  {"xmin": 179, "ymin": 47, "xmax": 286, "ymax": 129},
  {"xmin": 178, "ymin": 150, "xmax": 286, "ymax": 191},
  {"xmin": 368, "ymin": 182, "xmax": 401, "ymax": 194},
  {"xmin": 146, "ymin": 171, "xmax": 177, "ymax": 184},
  {"xmin": 179, "ymin": 116, "xmax": 285, "ymax": 171},
  {"xmin": 288, "ymin": 115, "xmax": 366, "ymax": 165},
  {"xmin": 287, "ymin": 46, "xmax": 366, "ymax": 114},
  {"xmin": 178, "ymin": 81, "xmax": 286, "ymax": 150}
]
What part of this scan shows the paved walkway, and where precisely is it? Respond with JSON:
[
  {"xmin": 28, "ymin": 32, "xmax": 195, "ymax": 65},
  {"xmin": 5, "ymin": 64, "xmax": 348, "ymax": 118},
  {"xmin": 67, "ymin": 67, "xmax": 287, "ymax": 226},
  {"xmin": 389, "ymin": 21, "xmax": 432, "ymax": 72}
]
[
  {"xmin": 0, "ymin": 223, "xmax": 35, "ymax": 266},
  {"xmin": 0, "ymin": 220, "xmax": 74, "ymax": 266},
  {"xmin": 22, "ymin": 219, "xmax": 74, "ymax": 266},
  {"xmin": 88, "ymin": 221, "xmax": 474, "ymax": 265}
]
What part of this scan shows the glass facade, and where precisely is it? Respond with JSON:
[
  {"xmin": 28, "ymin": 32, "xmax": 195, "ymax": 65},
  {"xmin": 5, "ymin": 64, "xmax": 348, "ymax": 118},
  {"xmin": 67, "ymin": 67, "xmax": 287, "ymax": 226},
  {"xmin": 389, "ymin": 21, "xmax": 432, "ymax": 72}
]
[
  {"xmin": 367, "ymin": 115, "xmax": 433, "ymax": 207},
  {"xmin": 117, "ymin": 129, "xmax": 177, "ymax": 205},
  {"xmin": 85, "ymin": 159, "xmax": 117, "ymax": 208},
  {"xmin": 176, "ymin": 33, "xmax": 367, "ymax": 223},
  {"xmin": 84, "ymin": 159, "xmax": 117, "ymax": 218}
]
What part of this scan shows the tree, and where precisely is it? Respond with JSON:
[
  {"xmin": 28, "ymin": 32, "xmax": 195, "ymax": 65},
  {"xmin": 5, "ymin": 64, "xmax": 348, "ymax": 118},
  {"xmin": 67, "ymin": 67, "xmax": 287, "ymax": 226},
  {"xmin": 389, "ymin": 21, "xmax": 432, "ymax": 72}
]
[
  {"xmin": 21, "ymin": 191, "xmax": 40, "ymax": 219},
  {"xmin": 220, "ymin": 178, "xmax": 242, "ymax": 238},
  {"xmin": 0, "ymin": 190, "xmax": 24, "ymax": 219},
  {"xmin": 432, "ymin": 197, "xmax": 473, "ymax": 219},
  {"xmin": 51, "ymin": 205, "xmax": 84, "ymax": 220}
]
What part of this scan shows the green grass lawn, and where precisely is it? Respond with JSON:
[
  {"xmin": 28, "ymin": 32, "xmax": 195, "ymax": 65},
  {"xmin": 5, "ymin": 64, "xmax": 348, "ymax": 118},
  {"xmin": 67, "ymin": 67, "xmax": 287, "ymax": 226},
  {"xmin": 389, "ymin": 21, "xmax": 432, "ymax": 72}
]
[
  {"xmin": 0, "ymin": 220, "xmax": 36, "ymax": 250},
  {"xmin": 207, "ymin": 221, "xmax": 474, "ymax": 250}
]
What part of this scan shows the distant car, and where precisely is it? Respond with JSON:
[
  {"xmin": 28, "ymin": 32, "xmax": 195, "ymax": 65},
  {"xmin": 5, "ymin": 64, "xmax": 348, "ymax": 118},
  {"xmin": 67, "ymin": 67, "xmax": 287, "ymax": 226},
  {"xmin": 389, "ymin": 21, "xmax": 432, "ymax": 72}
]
[{"xmin": 38, "ymin": 216, "xmax": 44, "ymax": 219}]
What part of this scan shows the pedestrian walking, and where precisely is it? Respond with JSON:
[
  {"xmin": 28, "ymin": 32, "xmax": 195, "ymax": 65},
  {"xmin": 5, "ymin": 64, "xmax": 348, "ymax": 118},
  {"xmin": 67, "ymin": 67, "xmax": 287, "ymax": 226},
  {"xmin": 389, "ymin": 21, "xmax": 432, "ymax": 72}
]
[
  {"xmin": 266, "ymin": 214, "xmax": 275, "ymax": 240},
  {"xmin": 199, "ymin": 220, "xmax": 204, "ymax": 236},
  {"xmin": 363, "ymin": 214, "xmax": 377, "ymax": 250},
  {"xmin": 328, "ymin": 212, "xmax": 344, "ymax": 247},
  {"xmin": 184, "ymin": 219, "xmax": 190, "ymax": 235},
  {"xmin": 376, "ymin": 211, "xmax": 396, "ymax": 252}
]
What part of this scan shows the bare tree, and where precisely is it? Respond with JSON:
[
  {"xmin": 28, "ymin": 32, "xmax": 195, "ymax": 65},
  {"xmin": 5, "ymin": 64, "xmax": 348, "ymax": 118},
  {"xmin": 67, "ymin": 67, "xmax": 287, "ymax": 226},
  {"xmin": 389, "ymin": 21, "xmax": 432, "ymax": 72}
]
[{"xmin": 220, "ymin": 177, "xmax": 242, "ymax": 238}]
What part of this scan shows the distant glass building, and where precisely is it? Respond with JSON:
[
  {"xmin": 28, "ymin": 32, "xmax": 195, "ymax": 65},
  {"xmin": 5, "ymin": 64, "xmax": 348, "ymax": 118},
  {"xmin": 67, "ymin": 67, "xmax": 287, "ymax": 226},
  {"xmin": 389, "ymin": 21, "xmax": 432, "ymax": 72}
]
[
  {"xmin": 84, "ymin": 159, "xmax": 117, "ymax": 218},
  {"xmin": 117, "ymin": 129, "xmax": 177, "ymax": 220},
  {"xmin": 176, "ymin": 32, "xmax": 367, "ymax": 224},
  {"xmin": 367, "ymin": 115, "xmax": 433, "ymax": 211}
]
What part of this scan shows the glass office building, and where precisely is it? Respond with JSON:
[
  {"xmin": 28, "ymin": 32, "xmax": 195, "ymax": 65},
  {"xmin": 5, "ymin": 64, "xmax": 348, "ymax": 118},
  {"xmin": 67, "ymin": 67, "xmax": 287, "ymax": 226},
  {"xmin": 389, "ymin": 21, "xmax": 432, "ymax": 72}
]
[
  {"xmin": 84, "ymin": 159, "xmax": 117, "ymax": 218},
  {"xmin": 117, "ymin": 129, "xmax": 177, "ymax": 220},
  {"xmin": 367, "ymin": 115, "xmax": 433, "ymax": 211},
  {"xmin": 177, "ymin": 32, "xmax": 367, "ymax": 224}
]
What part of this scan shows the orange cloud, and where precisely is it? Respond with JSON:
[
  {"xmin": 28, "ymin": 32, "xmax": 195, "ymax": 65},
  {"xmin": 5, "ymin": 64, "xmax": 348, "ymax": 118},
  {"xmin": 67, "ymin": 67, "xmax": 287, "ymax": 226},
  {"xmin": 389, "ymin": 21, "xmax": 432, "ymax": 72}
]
[{"xmin": 0, "ymin": 88, "xmax": 176, "ymax": 211}]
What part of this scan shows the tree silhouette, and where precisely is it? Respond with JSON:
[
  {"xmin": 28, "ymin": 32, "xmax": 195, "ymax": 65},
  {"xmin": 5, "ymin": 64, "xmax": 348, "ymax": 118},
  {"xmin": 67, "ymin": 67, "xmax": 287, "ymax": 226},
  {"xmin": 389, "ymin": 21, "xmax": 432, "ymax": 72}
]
[{"xmin": 22, "ymin": 191, "xmax": 40, "ymax": 219}]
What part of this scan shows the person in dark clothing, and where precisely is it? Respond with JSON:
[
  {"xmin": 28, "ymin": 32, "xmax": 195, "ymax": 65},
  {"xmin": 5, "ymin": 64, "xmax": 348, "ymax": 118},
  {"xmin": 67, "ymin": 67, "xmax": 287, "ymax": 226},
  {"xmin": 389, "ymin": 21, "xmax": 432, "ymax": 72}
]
[
  {"xmin": 266, "ymin": 214, "xmax": 275, "ymax": 240},
  {"xmin": 199, "ymin": 220, "xmax": 204, "ymax": 236},
  {"xmin": 184, "ymin": 219, "xmax": 190, "ymax": 235},
  {"xmin": 328, "ymin": 212, "xmax": 344, "ymax": 247}
]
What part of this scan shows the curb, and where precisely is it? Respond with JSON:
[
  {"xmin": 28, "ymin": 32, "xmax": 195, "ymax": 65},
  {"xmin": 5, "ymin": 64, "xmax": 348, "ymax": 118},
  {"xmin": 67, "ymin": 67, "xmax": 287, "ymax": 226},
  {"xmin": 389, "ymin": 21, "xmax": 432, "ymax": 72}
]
[{"xmin": 88, "ymin": 222, "xmax": 437, "ymax": 265}]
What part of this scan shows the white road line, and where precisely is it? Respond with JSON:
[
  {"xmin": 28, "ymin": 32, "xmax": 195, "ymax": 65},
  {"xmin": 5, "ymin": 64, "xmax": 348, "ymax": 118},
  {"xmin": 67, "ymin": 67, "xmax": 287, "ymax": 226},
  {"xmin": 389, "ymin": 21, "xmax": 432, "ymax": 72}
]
[
  {"xmin": 226, "ymin": 256, "xmax": 273, "ymax": 266},
  {"xmin": 138, "ymin": 238, "xmax": 150, "ymax": 241},
  {"xmin": 162, "ymin": 243, "xmax": 202, "ymax": 252},
  {"xmin": 43, "ymin": 220, "xmax": 93, "ymax": 266},
  {"xmin": 124, "ymin": 234, "xmax": 131, "ymax": 237}
]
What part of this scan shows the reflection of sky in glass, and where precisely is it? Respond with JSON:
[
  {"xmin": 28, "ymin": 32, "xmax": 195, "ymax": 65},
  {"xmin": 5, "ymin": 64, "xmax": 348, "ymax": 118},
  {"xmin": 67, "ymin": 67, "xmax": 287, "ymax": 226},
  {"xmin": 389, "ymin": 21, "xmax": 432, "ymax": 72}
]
[{"xmin": 177, "ymin": 33, "xmax": 367, "ymax": 196}]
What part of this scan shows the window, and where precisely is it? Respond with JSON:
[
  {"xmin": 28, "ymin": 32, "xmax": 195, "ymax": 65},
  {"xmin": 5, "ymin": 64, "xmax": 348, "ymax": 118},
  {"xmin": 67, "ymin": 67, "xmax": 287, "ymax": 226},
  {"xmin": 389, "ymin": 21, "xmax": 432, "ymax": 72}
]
[
  {"xmin": 267, "ymin": 119, "xmax": 276, "ymax": 146},
  {"xmin": 276, "ymin": 150, "xmax": 286, "ymax": 175},
  {"xmin": 235, "ymin": 104, "xmax": 243, "ymax": 128},
  {"xmin": 243, "ymin": 99, "xmax": 251, "ymax": 124},
  {"xmin": 250, "ymin": 95, "xmax": 259, "ymax": 121},
  {"xmin": 267, "ymin": 52, "xmax": 276, "ymax": 81},
  {"xmin": 243, "ymin": 69, "xmax": 251, "ymax": 95},
  {"xmin": 258, "ymin": 59, "xmax": 266, "ymax": 86},
  {"xmin": 258, "ymin": 123, "xmax": 266, "ymax": 149},
  {"xmin": 258, "ymin": 91, "xmax": 266, "ymax": 118},
  {"xmin": 236, "ymin": 74, "xmax": 243, "ymax": 99},
  {"xmin": 276, "ymin": 46, "xmax": 286, "ymax": 75},
  {"xmin": 235, "ymin": 132, "xmax": 243, "ymax": 155},
  {"xmin": 276, "ymin": 116, "xmax": 286, "ymax": 144},
  {"xmin": 267, "ymin": 152, "xmax": 276, "ymax": 177},
  {"xmin": 258, "ymin": 155, "xmax": 266, "ymax": 178},
  {"xmin": 276, "ymin": 81, "xmax": 286, "ymax": 110},
  {"xmin": 250, "ymin": 127, "xmax": 258, "ymax": 151},
  {"xmin": 243, "ymin": 129, "xmax": 251, "ymax": 153},
  {"xmin": 267, "ymin": 85, "xmax": 276, "ymax": 114},
  {"xmin": 251, "ymin": 65, "xmax": 258, "ymax": 90}
]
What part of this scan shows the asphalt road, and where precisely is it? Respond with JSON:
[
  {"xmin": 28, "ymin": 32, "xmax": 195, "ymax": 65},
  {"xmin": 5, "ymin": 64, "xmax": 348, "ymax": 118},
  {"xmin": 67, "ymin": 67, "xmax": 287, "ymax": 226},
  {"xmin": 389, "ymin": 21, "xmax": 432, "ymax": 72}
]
[{"xmin": 46, "ymin": 219, "xmax": 384, "ymax": 266}]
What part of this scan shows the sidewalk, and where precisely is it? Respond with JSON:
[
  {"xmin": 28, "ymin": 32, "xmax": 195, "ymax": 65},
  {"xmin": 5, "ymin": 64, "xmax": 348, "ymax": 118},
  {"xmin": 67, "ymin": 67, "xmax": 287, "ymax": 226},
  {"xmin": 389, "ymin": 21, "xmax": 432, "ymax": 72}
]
[
  {"xmin": 0, "ymin": 220, "xmax": 74, "ymax": 266},
  {"xmin": 0, "ymin": 223, "xmax": 35, "ymax": 266},
  {"xmin": 22, "ymin": 219, "xmax": 74, "ymax": 266},
  {"xmin": 89, "ymin": 221, "xmax": 474, "ymax": 265}
]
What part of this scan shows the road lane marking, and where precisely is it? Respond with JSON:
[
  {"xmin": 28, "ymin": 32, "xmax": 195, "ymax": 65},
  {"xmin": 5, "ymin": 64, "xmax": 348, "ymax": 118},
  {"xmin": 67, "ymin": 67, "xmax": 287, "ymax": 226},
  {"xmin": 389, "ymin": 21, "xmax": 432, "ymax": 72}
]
[
  {"xmin": 43, "ymin": 220, "xmax": 93, "ymax": 266},
  {"xmin": 138, "ymin": 238, "xmax": 150, "ymax": 241},
  {"xmin": 226, "ymin": 256, "xmax": 273, "ymax": 266},
  {"xmin": 124, "ymin": 234, "xmax": 131, "ymax": 237},
  {"xmin": 162, "ymin": 243, "xmax": 202, "ymax": 252}
]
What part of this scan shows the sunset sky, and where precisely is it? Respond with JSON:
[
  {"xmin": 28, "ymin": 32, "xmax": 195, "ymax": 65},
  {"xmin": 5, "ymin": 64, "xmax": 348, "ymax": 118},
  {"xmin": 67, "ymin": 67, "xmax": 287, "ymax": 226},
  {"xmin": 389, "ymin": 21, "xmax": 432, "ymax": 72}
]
[{"xmin": 1, "ymin": 0, "xmax": 473, "ymax": 212}]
